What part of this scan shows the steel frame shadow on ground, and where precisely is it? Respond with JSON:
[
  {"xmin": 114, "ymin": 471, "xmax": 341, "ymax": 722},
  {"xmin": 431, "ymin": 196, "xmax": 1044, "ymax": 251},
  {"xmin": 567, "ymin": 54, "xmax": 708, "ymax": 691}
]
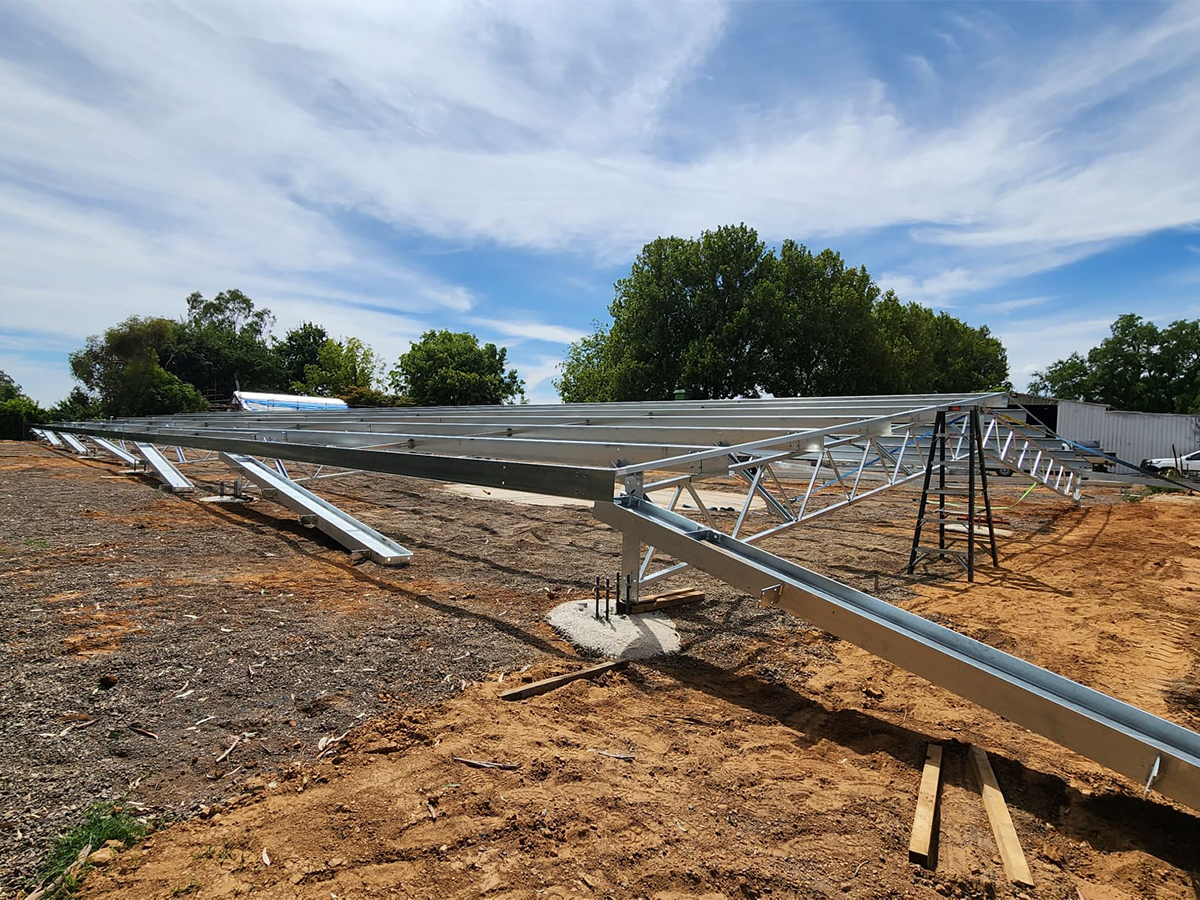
[{"xmin": 42, "ymin": 392, "xmax": 1200, "ymax": 812}]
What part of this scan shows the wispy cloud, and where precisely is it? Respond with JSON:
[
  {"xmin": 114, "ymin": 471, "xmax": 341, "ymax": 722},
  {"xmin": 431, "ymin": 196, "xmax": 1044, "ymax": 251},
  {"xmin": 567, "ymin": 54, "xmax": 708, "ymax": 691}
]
[
  {"xmin": 993, "ymin": 315, "xmax": 1115, "ymax": 389},
  {"xmin": 465, "ymin": 316, "xmax": 587, "ymax": 346},
  {"xmin": 991, "ymin": 296, "xmax": 1052, "ymax": 314},
  {"xmin": 2, "ymin": 1, "xmax": 1199, "ymax": 402}
]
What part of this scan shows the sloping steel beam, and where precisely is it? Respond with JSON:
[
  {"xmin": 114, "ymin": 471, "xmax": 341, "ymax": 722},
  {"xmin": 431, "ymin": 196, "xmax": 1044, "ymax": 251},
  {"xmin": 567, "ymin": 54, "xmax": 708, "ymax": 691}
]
[
  {"xmin": 88, "ymin": 436, "xmax": 140, "ymax": 466},
  {"xmin": 133, "ymin": 442, "xmax": 194, "ymax": 493},
  {"xmin": 220, "ymin": 453, "xmax": 412, "ymax": 565},
  {"xmin": 39, "ymin": 429, "xmax": 65, "ymax": 448},
  {"xmin": 59, "ymin": 432, "xmax": 90, "ymax": 455},
  {"xmin": 595, "ymin": 495, "xmax": 1200, "ymax": 812}
]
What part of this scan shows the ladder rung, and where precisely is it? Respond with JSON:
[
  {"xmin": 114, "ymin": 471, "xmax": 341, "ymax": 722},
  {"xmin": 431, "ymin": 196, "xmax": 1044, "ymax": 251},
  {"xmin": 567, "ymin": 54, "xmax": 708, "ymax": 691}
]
[
  {"xmin": 922, "ymin": 488, "xmax": 972, "ymax": 496},
  {"xmin": 915, "ymin": 545, "xmax": 970, "ymax": 557}
]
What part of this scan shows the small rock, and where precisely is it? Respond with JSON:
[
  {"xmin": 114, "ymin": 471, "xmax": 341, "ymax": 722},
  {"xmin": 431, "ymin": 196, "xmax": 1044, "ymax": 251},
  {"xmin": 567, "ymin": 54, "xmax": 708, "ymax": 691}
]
[
  {"xmin": 104, "ymin": 840, "xmax": 124, "ymax": 849},
  {"xmin": 840, "ymin": 881, "xmax": 852, "ymax": 892},
  {"xmin": 87, "ymin": 848, "xmax": 116, "ymax": 866},
  {"xmin": 98, "ymin": 674, "xmax": 118, "ymax": 689}
]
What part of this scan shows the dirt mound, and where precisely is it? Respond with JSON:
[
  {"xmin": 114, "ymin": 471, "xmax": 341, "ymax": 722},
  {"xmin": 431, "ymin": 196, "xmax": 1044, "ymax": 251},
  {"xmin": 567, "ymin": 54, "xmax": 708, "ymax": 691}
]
[{"xmin": 80, "ymin": 661, "xmax": 1200, "ymax": 900}]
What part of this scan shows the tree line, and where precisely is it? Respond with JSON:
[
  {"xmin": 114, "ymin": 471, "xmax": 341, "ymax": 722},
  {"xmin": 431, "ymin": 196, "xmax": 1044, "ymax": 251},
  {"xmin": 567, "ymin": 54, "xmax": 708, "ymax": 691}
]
[
  {"xmin": 0, "ymin": 290, "xmax": 524, "ymax": 438},
  {"xmin": 1029, "ymin": 313, "xmax": 1200, "ymax": 414},
  {"xmin": 556, "ymin": 225, "xmax": 1009, "ymax": 401},
  {"xmin": 13, "ymin": 223, "xmax": 1192, "ymax": 442}
]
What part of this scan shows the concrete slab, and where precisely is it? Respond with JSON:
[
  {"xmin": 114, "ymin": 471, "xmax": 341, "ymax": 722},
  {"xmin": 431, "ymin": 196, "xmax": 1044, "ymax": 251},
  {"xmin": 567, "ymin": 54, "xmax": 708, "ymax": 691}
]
[{"xmin": 546, "ymin": 599, "xmax": 680, "ymax": 660}]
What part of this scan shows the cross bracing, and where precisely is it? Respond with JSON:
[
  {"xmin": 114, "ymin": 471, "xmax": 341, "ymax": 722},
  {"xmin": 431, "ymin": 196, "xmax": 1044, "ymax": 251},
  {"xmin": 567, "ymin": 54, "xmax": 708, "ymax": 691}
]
[{"xmin": 45, "ymin": 392, "xmax": 1200, "ymax": 811}]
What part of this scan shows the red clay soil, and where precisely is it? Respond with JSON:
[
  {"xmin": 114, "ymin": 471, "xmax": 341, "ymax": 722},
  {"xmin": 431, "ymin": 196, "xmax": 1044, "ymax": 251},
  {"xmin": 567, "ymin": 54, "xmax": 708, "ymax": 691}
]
[
  {"xmin": 2, "ymin": 442, "xmax": 1198, "ymax": 899},
  {"xmin": 79, "ymin": 493, "xmax": 1200, "ymax": 900}
]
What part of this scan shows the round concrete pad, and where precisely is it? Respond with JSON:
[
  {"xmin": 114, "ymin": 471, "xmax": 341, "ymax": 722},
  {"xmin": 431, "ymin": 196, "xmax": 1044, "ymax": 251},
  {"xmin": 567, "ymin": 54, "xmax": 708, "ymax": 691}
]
[{"xmin": 546, "ymin": 599, "xmax": 680, "ymax": 660}]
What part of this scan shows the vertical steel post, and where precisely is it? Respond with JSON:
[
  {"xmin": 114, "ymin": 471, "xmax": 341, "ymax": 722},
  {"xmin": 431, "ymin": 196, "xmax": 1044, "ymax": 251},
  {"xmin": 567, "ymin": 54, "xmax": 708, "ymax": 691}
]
[{"xmin": 621, "ymin": 531, "xmax": 640, "ymax": 609}]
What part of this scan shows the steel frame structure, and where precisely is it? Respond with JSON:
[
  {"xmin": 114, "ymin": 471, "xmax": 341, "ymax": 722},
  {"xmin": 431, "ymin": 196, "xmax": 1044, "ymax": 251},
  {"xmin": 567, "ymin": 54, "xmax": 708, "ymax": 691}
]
[{"xmin": 42, "ymin": 393, "xmax": 1200, "ymax": 810}]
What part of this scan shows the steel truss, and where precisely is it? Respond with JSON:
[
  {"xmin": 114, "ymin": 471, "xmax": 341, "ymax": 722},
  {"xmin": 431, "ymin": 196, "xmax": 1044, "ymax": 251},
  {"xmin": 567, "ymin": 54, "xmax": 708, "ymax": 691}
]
[{"xmin": 42, "ymin": 393, "xmax": 1200, "ymax": 810}]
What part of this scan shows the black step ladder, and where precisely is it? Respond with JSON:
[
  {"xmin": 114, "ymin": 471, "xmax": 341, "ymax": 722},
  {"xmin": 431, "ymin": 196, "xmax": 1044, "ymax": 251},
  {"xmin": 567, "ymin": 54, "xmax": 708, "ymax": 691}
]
[{"xmin": 907, "ymin": 408, "xmax": 998, "ymax": 582}]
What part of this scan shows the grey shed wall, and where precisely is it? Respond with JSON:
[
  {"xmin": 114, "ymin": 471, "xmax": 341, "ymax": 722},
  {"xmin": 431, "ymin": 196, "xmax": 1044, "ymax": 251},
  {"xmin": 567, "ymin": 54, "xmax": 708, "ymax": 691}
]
[
  {"xmin": 1041, "ymin": 400, "xmax": 1200, "ymax": 473},
  {"xmin": 1103, "ymin": 410, "xmax": 1200, "ymax": 471}
]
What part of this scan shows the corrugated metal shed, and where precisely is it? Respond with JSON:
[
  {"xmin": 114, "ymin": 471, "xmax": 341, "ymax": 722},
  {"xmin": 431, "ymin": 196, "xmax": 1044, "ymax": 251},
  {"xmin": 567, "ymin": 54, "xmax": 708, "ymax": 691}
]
[
  {"xmin": 1014, "ymin": 394, "xmax": 1200, "ymax": 473},
  {"xmin": 1056, "ymin": 400, "xmax": 1108, "ymax": 442},
  {"xmin": 1102, "ymin": 410, "xmax": 1200, "ymax": 470}
]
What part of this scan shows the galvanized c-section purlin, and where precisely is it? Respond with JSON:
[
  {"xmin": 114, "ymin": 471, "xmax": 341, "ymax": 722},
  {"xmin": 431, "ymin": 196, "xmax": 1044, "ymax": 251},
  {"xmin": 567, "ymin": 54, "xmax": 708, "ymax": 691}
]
[
  {"xmin": 133, "ymin": 442, "xmax": 195, "ymax": 493},
  {"xmin": 54, "ymin": 424, "xmax": 617, "ymax": 501},
  {"xmin": 594, "ymin": 495, "xmax": 1200, "ymax": 812},
  {"xmin": 219, "ymin": 453, "xmax": 412, "ymax": 565},
  {"xmin": 87, "ymin": 436, "xmax": 140, "ymax": 466},
  {"xmin": 59, "ymin": 432, "xmax": 90, "ymax": 455}
]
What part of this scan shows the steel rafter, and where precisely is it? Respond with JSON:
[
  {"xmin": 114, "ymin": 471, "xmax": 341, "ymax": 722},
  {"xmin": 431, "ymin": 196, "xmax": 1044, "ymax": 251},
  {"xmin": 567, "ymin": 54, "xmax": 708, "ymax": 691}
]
[
  {"xmin": 596, "ymin": 496, "xmax": 1200, "ymax": 812},
  {"xmin": 44, "ymin": 394, "xmax": 1200, "ymax": 810}
]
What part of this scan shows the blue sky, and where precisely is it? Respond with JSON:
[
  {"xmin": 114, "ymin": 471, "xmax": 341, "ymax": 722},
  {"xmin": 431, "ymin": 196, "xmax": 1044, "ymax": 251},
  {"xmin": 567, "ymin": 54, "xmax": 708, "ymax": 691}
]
[{"xmin": 2, "ymin": 1, "xmax": 1199, "ymax": 405}]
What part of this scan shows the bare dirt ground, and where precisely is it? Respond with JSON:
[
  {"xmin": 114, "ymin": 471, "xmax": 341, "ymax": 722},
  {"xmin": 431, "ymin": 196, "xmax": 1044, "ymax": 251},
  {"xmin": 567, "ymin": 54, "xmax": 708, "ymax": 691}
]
[{"xmin": 1, "ymin": 441, "xmax": 1198, "ymax": 899}]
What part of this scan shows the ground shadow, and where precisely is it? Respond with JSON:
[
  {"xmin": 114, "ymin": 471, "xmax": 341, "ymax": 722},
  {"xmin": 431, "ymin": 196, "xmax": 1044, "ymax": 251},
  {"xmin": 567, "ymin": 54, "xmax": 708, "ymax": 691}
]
[{"xmin": 647, "ymin": 654, "xmax": 1200, "ymax": 879}]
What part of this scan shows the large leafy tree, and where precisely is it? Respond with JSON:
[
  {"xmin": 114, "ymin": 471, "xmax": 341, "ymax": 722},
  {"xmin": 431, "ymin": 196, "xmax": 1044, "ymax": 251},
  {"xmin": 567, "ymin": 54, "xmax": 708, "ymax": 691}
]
[
  {"xmin": 69, "ymin": 317, "xmax": 207, "ymax": 417},
  {"xmin": 558, "ymin": 225, "xmax": 1008, "ymax": 402},
  {"xmin": 560, "ymin": 225, "xmax": 779, "ymax": 402},
  {"xmin": 1030, "ymin": 314, "xmax": 1200, "ymax": 413},
  {"xmin": 762, "ymin": 242, "xmax": 885, "ymax": 397},
  {"xmin": 0, "ymin": 370, "xmax": 47, "ymax": 439},
  {"xmin": 0, "ymin": 370, "xmax": 22, "ymax": 402},
  {"xmin": 276, "ymin": 322, "xmax": 330, "ymax": 388},
  {"xmin": 391, "ymin": 330, "xmax": 523, "ymax": 406},
  {"xmin": 293, "ymin": 337, "xmax": 384, "ymax": 397},
  {"xmin": 168, "ymin": 290, "xmax": 286, "ymax": 398}
]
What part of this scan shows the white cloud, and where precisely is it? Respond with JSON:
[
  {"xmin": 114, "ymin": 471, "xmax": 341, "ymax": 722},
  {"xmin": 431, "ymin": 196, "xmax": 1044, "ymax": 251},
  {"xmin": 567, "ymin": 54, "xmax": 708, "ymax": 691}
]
[
  {"xmin": 991, "ymin": 296, "xmax": 1052, "ymax": 314},
  {"xmin": 512, "ymin": 354, "xmax": 568, "ymax": 404},
  {"xmin": 465, "ymin": 316, "xmax": 587, "ymax": 346},
  {"xmin": 993, "ymin": 315, "xmax": 1115, "ymax": 390},
  {"xmin": 2, "ymin": 1, "xmax": 1200, "ymax": 401}
]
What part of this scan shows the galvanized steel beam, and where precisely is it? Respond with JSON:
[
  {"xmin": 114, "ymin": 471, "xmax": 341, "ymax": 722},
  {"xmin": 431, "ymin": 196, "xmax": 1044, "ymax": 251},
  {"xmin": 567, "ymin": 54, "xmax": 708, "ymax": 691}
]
[
  {"xmin": 595, "ymin": 495, "xmax": 1200, "ymax": 812},
  {"xmin": 220, "ymin": 453, "xmax": 412, "ymax": 565}
]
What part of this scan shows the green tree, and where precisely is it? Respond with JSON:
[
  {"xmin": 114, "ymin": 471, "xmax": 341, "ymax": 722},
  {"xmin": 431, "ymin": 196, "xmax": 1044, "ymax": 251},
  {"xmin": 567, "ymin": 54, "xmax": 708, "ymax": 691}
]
[
  {"xmin": 276, "ymin": 322, "xmax": 330, "ymax": 388},
  {"xmin": 391, "ymin": 330, "xmax": 524, "ymax": 406},
  {"xmin": 0, "ymin": 370, "xmax": 22, "ymax": 402},
  {"xmin": 69, "ymin": 317, "xmax": 207, "ymax": 417},
  {"xmin": 0, "ymin": 370, "xmax": 47, "ymax": 439},
  {"xmin": 338, "ymin": 385, "xmax": 412, "ymax": 408},
  {"xmin": 294, "ymin": 337, "xmax": 383, "ymax": 397},
  {"xmin": 762, "ymin": 243, "xmax": 885, "ymax": 397},
  {"xmin": 0, "ymin": 397, "xmax": 46, "ymax": 440},
  {"xmin": 557, "ymin": 325, "xmax": 618, "ymax": 403},
  {"xmin": 48, "ymin": 387, "xmax": 104, "ymax": 422},
  {"xmin": 558, "ymin": 225, "xmax": 1009, "ymax": 401},
  {"xmin": 168, "ymin": 290, "xmax": 286, "ymax": 398},
  {"xmin": 1030, "ymin": 314, "xmax": 1200, "ymax": 413}
]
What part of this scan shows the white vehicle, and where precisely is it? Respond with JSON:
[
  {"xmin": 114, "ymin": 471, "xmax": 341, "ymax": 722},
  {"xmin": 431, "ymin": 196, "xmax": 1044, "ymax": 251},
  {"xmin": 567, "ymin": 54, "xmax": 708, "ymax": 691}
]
[{"xmin": 1141, "ymin": 449, "xmax": 1200, "ymax": 476}]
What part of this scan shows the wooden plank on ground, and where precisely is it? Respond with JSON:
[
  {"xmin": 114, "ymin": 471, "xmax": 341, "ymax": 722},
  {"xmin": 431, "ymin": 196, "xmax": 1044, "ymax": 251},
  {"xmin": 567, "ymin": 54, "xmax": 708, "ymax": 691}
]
[
  {"xmin": 627, "ymin": 588, "xmax": 705, "ymax": 615},
  {"xmin": 908, "ymin": 743, "xmax": 943, "ymax": 867},
  {"xmin": 945, "ymin": 523, "xmax": 1015, "ymax": 539},
  {"xmin": 499, "ymin": 660, "xmax": 627, "ymax": 701},
  {"xmin": 968, "ymin": 745, "xmax": 1033, "ymax": 887}
]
